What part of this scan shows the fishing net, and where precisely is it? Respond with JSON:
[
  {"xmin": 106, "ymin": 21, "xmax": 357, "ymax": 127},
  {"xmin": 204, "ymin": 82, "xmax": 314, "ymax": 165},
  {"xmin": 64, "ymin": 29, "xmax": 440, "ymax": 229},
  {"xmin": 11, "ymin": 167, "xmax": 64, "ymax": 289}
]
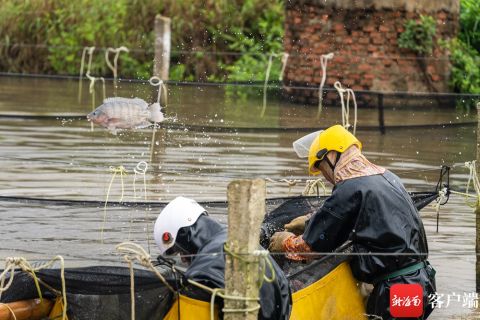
[{"xmin": 0, "ymin": 192, "xmax": 438, "ymax": 319}]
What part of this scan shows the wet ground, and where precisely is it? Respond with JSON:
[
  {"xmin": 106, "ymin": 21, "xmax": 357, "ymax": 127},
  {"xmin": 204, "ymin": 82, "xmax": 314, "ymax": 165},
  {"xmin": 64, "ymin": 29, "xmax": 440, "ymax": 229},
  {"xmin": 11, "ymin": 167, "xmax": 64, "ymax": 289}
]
[{"xmin": 0, "ymin": 76, "xmax": 478, "ymax": 318}]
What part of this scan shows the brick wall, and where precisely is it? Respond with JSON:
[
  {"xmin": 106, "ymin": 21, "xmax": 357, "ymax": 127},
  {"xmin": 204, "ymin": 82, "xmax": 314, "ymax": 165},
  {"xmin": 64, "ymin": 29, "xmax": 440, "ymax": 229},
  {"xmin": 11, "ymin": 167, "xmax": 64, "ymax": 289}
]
[{"xmin": 283, "ymin": 0, "xmax": 460, "ymax": 105}]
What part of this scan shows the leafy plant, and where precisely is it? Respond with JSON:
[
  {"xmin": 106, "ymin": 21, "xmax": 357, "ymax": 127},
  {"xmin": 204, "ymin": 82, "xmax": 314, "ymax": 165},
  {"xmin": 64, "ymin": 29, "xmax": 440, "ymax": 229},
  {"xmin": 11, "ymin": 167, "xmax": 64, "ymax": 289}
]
[
  {"xmin": 459, "ymin": 0, "xmax": 480, "ymax": 52},
  {"xmin": 444, "ymin": 0, "xmax": 480, "ymax": 110},
  {"xmin": 0, "ymin": 0, "xmax": 284, "ymax": 82},
  {"xmin": 447, "ymin": 39, "xmax": 480, "ymax": 94},
  {"xmin": 398, "ymin": 15, "xmax": 437, "ymax": 55},
  {"xmin": 0, "ymin": 0, "xmax": 159, "ymax": 77},
  {"xmin": 206, "ymin": 0, "xmax": 284, "ymax": 99}
]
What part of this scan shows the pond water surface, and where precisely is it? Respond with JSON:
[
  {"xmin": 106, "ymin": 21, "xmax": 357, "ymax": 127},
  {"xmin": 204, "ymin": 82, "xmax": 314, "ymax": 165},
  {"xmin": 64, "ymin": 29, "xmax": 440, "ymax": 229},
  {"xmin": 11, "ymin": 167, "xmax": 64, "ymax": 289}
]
[{"xmin": 0, "ymin": 76, "xmax": 478, "ymax": 318}]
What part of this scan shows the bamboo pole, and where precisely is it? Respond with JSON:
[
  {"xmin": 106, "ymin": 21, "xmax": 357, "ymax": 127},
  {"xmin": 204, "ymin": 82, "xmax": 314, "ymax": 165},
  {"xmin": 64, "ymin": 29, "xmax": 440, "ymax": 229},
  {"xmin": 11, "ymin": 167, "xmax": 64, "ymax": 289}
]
[
  {"xmin": 476, "ymin": 102, "xmax": 480, "ymax": 293},
  {"xmin": 225, "ymin": 179, "xmax": 266, "ymax": 320},
  {"xmin": 154, "ymin": 15, "xmax": 171, "ymax": 80}
]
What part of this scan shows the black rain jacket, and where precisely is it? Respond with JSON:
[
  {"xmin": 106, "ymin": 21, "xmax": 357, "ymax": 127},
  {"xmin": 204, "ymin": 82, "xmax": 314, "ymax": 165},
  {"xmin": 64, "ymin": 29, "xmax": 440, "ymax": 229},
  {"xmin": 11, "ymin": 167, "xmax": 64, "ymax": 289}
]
[
  {"xmin": 302, "ymin": 170, "xmax": 436, "ymax": 319},
  {"xmin": 176, "ymin": 215, "xmax": 292, "ymax": 320},
  {"xmin": 303, "ymin": 170, "xmax": 429, "ymax": 282}
]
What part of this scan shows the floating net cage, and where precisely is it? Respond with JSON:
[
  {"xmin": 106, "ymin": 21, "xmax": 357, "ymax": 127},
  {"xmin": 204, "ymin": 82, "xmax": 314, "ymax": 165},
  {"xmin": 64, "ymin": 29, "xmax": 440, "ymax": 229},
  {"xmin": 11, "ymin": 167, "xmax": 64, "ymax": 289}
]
[{"xmin": 0, "ymin": 192, "xmax": 439, "ymax": 320}]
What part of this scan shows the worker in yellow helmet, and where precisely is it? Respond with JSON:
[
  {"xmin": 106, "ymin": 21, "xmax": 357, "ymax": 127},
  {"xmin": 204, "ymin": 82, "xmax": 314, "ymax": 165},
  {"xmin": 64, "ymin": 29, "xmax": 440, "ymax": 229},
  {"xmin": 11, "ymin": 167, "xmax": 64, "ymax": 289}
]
[{"xmin": 269, "ymin": 125, "xmax": 436, "ymax": 319}]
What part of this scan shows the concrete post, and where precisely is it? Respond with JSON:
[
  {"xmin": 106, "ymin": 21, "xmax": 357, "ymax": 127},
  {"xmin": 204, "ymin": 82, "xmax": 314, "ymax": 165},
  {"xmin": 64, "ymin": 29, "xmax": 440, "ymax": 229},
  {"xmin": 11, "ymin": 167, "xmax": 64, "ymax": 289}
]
[
  {"xmin": 225, "ymin": 179, "xmax": 266, "ymax": 320},
  {"xmin": 154, "ymin": 15, "xmax": 171, "ymax": 80}
]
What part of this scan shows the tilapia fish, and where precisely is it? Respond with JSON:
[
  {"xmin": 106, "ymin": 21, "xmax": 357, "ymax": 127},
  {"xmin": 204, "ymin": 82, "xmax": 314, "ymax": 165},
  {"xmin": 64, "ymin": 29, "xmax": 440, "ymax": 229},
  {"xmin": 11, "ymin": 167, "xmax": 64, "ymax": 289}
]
[{"xmin": 87, "ymin": 97, "xmax": 164, "ymax": 133}]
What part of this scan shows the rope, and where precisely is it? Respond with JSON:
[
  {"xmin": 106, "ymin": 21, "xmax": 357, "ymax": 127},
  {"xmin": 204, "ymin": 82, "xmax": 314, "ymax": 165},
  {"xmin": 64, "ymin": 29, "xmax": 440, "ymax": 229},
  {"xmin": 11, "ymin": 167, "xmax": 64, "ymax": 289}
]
[
  {"xmin": 86, "ymin": 71, "xmax": 106, "ymax": 132},
  {"xmin": 101, "ymin": 166, "xmax": 127, "ymax": 243},
  {"xmin": 449, "ymin": 190, "xmax": 478, "ymax": 198},
  {"xmin": 434, "ymin": 187, "xmax": 448, "ymax": 232},
  {"xmin": 132, "ymin": 161, "xmax": 151, "ymax": 253},
  {"xmin": 83, "ymin": 46, "xmax": 105, "ymax": 132},
  {"xmin": 261, "ymin": 52, "xmax": 289, "ymax": 118},
  {"xmin": 149, "ymin": 76, "xmax": 168, "ymax": 106},
  {"xmin": 334, "ymin": 81, "xmax": 358, "ymax": 135},
  {"xmin": 280, "ymin": 179, "xmax": 301, "ymax": 197},
  {"xmin": 265, "ymin": 178, "xmax": 303, "ymax": 196},
  {"xmin": 254, "ymin": 250, "xmax": 275, "ymax": 285},
  {"xmin": 186, "ymin": 280, "xmax": 225, "ymax": 320},
  {"xmin": 115, "ymin": 241, "xmax": 175, "ymax": 320},
  {"xmin": 105, "ymin": 46, "xmax": 129, "ymax": 96},
  {"xmin": 116, "ymin": 242, "xmax": 175, "ymax": 291},
  {"xmin": 78, "ymin": 46, "xmax": 95, "ymax": 104},
  {"xmin": 86, "ymin": 73, "xmax": 106, "ymax": 102},
  {"xmin": 133, "ymin": 161, "xmax": 148, "ymax": 200},
  {"xmin": 148, "ymin": 76, "xmax": 167, "ymax": 162},
  {"xmin": 187, "ymin": 277, "xmax": 261, "ymax": 319},
  {"xmin": 220, "ymin": 244, "xmax": 276, "ymax": 314},
  {"xmin": 0, "ymin": 256, "xmax": 67, "ymax": 320},
  {"xmin": 279, "ymin": 53, "xmax": 289, "ymax": 81},
  {"xmin": 464, "ymin": 161, "xmax": 480, "ymax": 207},
  {"xmin": 317, "ymin": 52, "xmax": 334, "ymax": 118},
  {"xmin": 302, "ymin": 178, "xmax": 328, "ymax": 196}
]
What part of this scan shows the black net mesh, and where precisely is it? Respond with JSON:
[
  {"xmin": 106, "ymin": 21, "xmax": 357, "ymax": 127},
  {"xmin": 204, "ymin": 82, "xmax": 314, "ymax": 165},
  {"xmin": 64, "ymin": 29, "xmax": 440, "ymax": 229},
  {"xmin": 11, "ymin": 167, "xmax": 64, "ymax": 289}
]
[
  {"xmin": 1, "ymin": 266, "xmax": 176, "ymax": 320},
  {"xmin": 0, "ymin": 193, "xmax": 437, "ymax": 319}
]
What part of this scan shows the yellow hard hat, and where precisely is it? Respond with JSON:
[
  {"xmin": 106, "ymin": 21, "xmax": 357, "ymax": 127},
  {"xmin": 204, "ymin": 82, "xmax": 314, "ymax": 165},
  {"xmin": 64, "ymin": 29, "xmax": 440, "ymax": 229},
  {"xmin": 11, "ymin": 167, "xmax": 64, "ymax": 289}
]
[{"xmin": 308, "ymin": 125, "xmax": 362, "ymax": 175}]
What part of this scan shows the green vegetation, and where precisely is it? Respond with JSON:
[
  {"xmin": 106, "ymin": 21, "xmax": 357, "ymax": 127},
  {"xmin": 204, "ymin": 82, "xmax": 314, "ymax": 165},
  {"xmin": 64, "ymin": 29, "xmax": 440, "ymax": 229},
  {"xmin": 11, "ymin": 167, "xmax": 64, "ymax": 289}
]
[
  {"xmin": 446, "ymin": 0, "xmax": 480, "ymax": 95},
  {"xmin": 398, "ymin": 15, "xmax": 438, "ymax": 94},
  {"xmin": 447, "ymin": 39, "xmax": 480, "ymax": 94},
  {"xmin": 398, "ymin": 15, "xmax": 437, "ymax": 55},
  {"xmin": 458, "ymin": 0, "xmax": 480, "ymax": 52},
  {"xmin": 0, "ymin": 0, "xmax": 284, "ymax": 81},
  {"xmin": 397, "ymin": 1, "xmax": 480, "ymax": 104}
]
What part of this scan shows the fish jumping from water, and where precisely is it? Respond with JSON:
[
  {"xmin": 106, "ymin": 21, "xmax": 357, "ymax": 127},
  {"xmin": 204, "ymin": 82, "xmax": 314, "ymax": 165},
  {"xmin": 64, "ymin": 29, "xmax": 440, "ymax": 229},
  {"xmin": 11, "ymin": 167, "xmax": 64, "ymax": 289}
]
[{"xmin": 87, "ymin": 97, "xmax": 164, "ymax": 134}]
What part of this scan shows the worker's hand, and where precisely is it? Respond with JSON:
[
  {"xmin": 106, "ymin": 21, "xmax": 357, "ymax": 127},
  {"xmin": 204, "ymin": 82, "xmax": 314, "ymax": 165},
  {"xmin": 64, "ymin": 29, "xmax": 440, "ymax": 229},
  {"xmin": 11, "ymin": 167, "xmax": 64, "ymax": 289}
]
[
  {"xmin": 284, "ymin": 215, "xmax": 309, "ymax": 235},
  {"xmin": 269, "ymin": 231, "xmax": 295, "ymax": 252}
]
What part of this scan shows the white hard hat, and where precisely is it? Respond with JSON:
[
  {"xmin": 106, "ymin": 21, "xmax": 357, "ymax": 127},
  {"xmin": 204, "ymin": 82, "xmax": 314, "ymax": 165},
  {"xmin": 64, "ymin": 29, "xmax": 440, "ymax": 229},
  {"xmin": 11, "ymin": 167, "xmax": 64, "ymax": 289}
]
[
  {"xmin": 154, "ymin": 196, "xmax": 207, "ymax": 255},
  {"xmin": 292, "ymin": 130, "xmax": 323, "ymax": 158}
]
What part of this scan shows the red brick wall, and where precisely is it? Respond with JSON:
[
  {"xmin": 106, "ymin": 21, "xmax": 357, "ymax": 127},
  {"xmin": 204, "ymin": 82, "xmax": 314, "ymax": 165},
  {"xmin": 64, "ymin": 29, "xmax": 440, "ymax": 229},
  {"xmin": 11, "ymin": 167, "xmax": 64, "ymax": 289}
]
[{"xmin": 283, "ymin": 0, "xmax": 459, "ymax": 105}]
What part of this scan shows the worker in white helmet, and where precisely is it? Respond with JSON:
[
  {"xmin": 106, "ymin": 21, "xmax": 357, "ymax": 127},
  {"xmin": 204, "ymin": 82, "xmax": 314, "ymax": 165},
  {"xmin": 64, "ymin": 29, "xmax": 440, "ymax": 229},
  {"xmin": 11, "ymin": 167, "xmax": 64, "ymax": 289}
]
[{"xmin": 154, "ymin": 196, "xmax": 292, "ymax": 320}]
